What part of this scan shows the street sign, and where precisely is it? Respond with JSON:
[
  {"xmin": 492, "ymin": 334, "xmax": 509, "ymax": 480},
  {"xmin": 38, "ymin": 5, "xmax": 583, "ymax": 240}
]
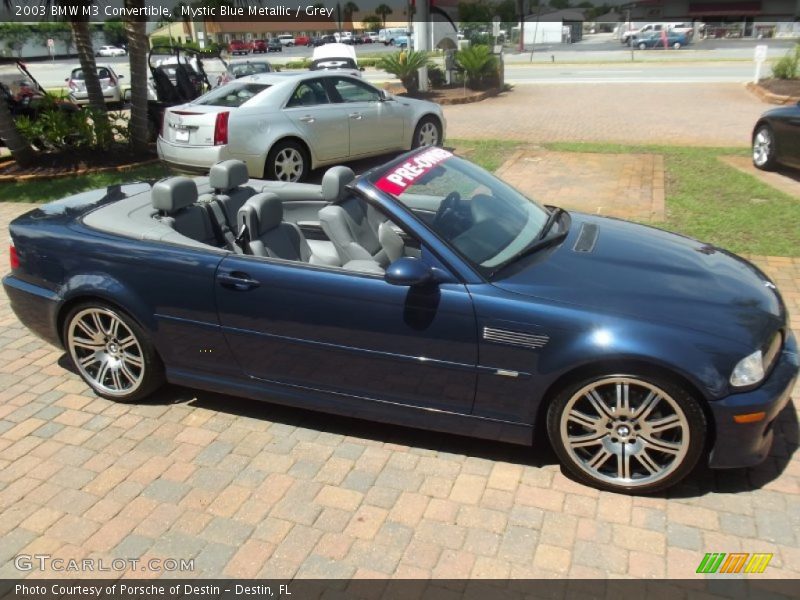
[{"xmin": 492, "ymin": 16, "xmax": 501, "ymax": 38}]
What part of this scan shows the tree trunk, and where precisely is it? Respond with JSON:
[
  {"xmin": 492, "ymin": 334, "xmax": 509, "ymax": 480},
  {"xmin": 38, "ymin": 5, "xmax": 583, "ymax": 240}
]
[
  {"xmin": 0, "ymin": 100, "xmax": 35, "ymax": 166},
  {"xmin": 70, "ymin": 17, "xmax": 107, "ymax": 116},
  {"xmin": 124, "ymin": 10, "xmax": 150, "ymax": 152}
]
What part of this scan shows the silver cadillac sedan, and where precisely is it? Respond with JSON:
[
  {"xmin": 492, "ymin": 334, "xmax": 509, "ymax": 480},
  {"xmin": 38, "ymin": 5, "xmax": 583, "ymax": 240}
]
[{"xmin": 157, "ymin": 71, "xmax": 445, "ymax": 182}]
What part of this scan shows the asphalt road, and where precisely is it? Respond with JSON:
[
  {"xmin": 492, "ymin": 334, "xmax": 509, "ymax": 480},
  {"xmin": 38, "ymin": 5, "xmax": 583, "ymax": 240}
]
[{"xmin": 2, "ymin": 33, "xmax": 796, "ymax": 90}]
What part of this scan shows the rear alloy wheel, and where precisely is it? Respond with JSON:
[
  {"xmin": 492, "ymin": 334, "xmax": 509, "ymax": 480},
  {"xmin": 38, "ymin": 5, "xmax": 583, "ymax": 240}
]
[
  {"xmin": 753, "ymin": 125, "xmax": 777, "ymax": 171},
  {"xmin": 64, "ymin": 302, "xmax": 164, "ymax": 402},
  {"xmin": 266, "ymin": 140, "xmax": 308, "ymax": 182},
  {"xmin": 673, "ymin": 42, "xmax": 682, "ymax": 49},
  {"xmin": 412, "ymin": 117, "xmax": 442, "ymax": 149},
  {"xmin": 638, "ymin": 42, "xmax": 647, "ymax": 50},
  {"xmin": 547, "ymin": 375, "xmax": 705, "ymax": 494}
]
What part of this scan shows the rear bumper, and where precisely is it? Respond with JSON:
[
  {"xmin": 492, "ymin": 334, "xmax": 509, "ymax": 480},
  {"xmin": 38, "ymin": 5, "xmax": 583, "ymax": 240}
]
[
  {"xmin": 708, "ymin": 331, "xmax": 799, "ymax": 468},
  {"xmin": 2, "ymin": 274, "xmax": 62, "ymax": 348},
  {"xmin": 157, "ymin": 137, "xmax": 223, "ymax": 173}
]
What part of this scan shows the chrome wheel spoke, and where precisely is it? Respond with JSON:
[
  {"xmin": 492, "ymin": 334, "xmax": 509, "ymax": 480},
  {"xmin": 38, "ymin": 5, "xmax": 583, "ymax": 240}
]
[
  {"xmin": 587, "ymin": 447, "xmax": 614, "ymax": 470},
  {"xmin": 646, "ymin": 414, "xmax": 682, "ymax": 434},
  {"xmin": 639, "ymin": 433, "xmax": 682, "ymax": 455},
  {"xmin": 585, "ymin": 389, "xmax": 614, "ymax": 419},
  {"xmin": 567, "ymin": 408, "xmax": 601, "ymax": 430},
  {"xmin": 615, "ymin": 382, "xmax": 630, "ymax": 413},
  {"xmin": 634, "ymin": 390, "xmax": 660, "ymax": 420},
  {"xmin": 73, "ymin": 338, "xmax": 104, "ymax": 351},
  {"xmin": 634, "ymin": 448, "xmax": 661, "ymax": 475},
  {"xmin": 618, "ymin": 446, "xmax": 632, "ymax": 479},
  {"xmin": 123, "ymin": 352, "xmax": 143, "ymax": 368},
  {"xmin": 569, "ymin": 432, "xmax": 606, "ymax": 448},
  {"xmin": 79, "ymin": 353, "xmax": 98, "ymax": 368}
]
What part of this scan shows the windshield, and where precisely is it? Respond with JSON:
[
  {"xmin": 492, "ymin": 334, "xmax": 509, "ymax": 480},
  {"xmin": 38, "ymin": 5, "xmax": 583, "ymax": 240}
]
[
  {"xmin": 193, "ymin": 82, "xmax": 270, "ymax": 107},
  {"xmin": 371, "ymin": 148, "xmax": 556, "ymax": 274},
  {"xmin": 310, "ymin": 58, "xmax": 358, "ymax": 71},
  {"xmin": 229, "ymin": 62, "xmax": 272, "ymax": 78}
]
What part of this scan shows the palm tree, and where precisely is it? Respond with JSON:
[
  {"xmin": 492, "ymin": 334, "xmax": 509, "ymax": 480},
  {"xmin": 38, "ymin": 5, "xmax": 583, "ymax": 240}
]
[
  {"xmin": 70, "ymin": 13, "xmax": 107, "ymax": 115},
  {"xmin": 123, "ymin": 0, "xmax": 149, "ymax": 151},
  {"xmin": 375, "ymin": 3, "xmax": 393, "ymax": 28},
  {"xmin": 343, "ymin": 1, "xmax": 359, "ymax": 26}
]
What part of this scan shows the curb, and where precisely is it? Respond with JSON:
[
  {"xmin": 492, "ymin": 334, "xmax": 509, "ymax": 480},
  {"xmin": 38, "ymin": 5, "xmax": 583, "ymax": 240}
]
[
  {"xmin": 383, "ymin": 83, "xmax": 503, "ymax": 105},
  {"xmin": 0, "ymin": 158, "xmax": 161, "ymax": 184},
  {"xmin": 745, "ymin": 81, "xmax": 800, "ymax": 105}
]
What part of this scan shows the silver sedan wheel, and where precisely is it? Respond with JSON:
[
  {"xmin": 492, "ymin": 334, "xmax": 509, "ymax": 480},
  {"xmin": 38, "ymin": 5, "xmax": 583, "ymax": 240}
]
[
  {"xmin": 559, "ymin": 377, "xmax": 690, "ymax": 488},
  {"xmin": 66, "ymin": 307, "xmax": 145, "ymax": 398},
  {"xmin": 417, "ymin": 121, "xmax": 439, "ymax": 147},
  {"xmin": 753, "ymin": 128, "xmax": 772, "ymax": 167},
  {"xmin": 273, "ymin": 147, "xmax": 305, "ymax": 182}
]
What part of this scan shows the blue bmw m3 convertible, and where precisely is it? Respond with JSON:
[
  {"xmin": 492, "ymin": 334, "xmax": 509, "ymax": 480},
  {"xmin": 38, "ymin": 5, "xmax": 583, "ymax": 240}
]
[{"xmin": 4, "ymin": 148, "xmax": 798, "ymax": 493}]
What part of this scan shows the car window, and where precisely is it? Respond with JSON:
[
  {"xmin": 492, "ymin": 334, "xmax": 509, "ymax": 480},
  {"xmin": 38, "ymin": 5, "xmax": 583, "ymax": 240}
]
[
  {"xmin": 229, "ymin": 62, "xmax": 271, "ymax": 78},
  {"xmin": 330, "ymin": 77, "xmax": 379, "ymax": 103},
  {"xmin": 97, "ymin": 68, "xmax": 111, "ymax": 79},
  {"xmin": 286, "ymin": 80, "xmax": 329, "ymax": 107},
  {"xmin": 194, "ymin": 82, "xmax": 270, "ymax": 107}
]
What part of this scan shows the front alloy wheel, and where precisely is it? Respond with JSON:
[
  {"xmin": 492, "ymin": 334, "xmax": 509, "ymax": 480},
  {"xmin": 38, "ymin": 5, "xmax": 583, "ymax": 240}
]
[
  {"xmin": 412, "ymin": 117, "xmax": 442, "ymax": 149},
  {"xmin": 64, "ymin": 303, "xmax": 164, "ymax": 402},
  {"xmin": 752, "ymin": 125, "xmax": 777, "ymax": 170},
  {"xmin": 547, "ymin": 375, "xmax": 705, "ymax": 493}
]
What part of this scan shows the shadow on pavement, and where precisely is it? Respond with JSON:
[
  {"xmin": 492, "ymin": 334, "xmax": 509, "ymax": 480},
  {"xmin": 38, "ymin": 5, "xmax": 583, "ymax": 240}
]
[{"xmin": 58, "ymin": 354, "xmax": 798, "ymax": 496}]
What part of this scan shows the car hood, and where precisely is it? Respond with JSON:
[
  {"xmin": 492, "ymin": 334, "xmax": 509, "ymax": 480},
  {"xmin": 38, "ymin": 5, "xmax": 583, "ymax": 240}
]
[{"xmin": 491, "ymin": 212, "xmax": 785, "ymax": 348}]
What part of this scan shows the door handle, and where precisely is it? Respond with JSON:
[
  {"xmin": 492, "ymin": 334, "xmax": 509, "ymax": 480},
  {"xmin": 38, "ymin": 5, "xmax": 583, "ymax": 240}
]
[
  {"xmin": 349, "ymin": 113, "xmax": 363, "ymax": 120},
  {"xmin": 218, "ymin": 271, "xmax": 260, "ymax": 291},
  {"xmin": 299, "ymin": 115, "xmax": 315, "ymax": 123}
]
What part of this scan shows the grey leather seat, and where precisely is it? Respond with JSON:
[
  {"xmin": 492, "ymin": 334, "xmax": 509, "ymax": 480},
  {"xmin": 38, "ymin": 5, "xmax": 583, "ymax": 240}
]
[
  {"xmin": 205, "ymin": 160, "xmax": 256, "ymax": 225},
  {"xmin": 319, "ymin": 166, "xmax": 403, "ymax": 268},
  {"xmin": 152, "ymin": 177, "xmax": 217, "ymax": 246},
  {"xmin": 237, "ymin": 193, "xmax": 319, "ymax": 263}
]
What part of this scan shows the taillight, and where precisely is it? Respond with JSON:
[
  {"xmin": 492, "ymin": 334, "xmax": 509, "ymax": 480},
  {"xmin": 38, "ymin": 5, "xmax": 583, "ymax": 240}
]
[
  {"xmin": 214, "ymin": 111, "xmax": 229, "ymax": 146},
  {"xmin": 9, "ymin": 243, "xmax": 19, "ymax": 270},
  {"xmin": 67, "ymin": 79, "xmax": 77, "ymax": 91}
]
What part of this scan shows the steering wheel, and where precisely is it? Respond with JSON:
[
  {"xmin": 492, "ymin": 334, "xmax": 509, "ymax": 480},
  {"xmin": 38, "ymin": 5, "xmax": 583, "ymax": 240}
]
[{"xmin": 433, "ymin": 191, "xmax": 461, "ymax": 230}]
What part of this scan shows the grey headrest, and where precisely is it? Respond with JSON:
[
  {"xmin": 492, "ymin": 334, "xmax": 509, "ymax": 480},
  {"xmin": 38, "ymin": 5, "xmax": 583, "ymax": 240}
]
[
  {"xmin": 209, "ymin": 160, "xmax": 249, "ymax": 192},
  {"xmin": 321, "ymin": 166, "xmax": 355, "ymax": 203},
  {"xmin": 151, "ymin": 177, "xmax": 198, "ymax": 213},
  {"xmin": 240, "ymin": 193, "xmax": 283, "ymax": 237}
]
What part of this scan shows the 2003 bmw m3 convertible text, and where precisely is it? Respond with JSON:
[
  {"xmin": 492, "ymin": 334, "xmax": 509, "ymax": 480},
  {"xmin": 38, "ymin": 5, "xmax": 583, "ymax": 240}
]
[{"xmin": 4, "ymin": 149, "xmax": 798, "ymax": 493}]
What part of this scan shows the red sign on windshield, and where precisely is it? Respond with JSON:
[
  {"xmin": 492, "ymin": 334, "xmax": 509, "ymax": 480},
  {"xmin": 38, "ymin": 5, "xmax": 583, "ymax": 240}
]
[{"xmin": 374, "ymin": 147, "xmax": 453, "ymax": 195}]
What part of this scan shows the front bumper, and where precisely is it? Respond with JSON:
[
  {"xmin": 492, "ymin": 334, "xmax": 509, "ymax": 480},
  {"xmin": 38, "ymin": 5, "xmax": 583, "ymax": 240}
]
[{"xmin": 708, "ymin": 331, "xmax": 799, "ymax": 468}]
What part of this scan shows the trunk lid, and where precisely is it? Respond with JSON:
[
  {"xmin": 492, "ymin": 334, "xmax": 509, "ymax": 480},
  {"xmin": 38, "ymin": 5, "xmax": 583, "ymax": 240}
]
[{"xmin": 162, "ymin": 105, "xmax": 227, "ymax": 146}]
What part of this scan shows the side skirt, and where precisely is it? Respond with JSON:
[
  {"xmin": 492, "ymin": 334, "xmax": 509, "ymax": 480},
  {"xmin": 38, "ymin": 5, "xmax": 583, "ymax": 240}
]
[{"xmin": 167, "ymin": 367, "xmax": 534, "ymax": 446}]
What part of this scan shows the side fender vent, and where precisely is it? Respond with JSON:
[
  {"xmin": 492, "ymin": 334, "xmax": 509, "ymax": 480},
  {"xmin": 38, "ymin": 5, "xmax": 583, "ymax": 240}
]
[
  {"xmin": 573, "ymin": 223, "xmax": 598, "ymax": 253},
  {"xmin": 483, "ymin": 327, "xmax": 550, "ymax": 349}
]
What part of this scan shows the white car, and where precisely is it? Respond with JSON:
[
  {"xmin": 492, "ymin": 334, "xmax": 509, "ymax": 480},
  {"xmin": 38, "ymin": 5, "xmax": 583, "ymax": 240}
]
[
  {"xmin": 310, "ymin": 43, "xmax": 362, "ymax": 78},
  {"xmin": 96, "ymin": 45, "xmax": 126, "ymax": 57},
  {"xmin": 66, "ymin": 64, "xmax": 123, "ymax": 106},
  {"xmin": 277, "ymin": 34, "xmax": 295, "ymax": 47},
  {"xmin": 157, "ymin": 71, "xmax": 445, "ymax": 182}
]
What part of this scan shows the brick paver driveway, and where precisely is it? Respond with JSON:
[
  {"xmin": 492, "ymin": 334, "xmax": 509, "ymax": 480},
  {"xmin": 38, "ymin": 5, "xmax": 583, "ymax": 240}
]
[
  {"xmin": 445, "ymin": 83, "xmax": 767, "ymax": 147},
  {"xmin": 0, "ymin": 197, "xmax": 798, "ymax": 580}
]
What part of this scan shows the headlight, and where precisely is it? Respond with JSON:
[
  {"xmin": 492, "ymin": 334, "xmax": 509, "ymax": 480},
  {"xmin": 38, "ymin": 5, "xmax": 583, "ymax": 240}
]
[{"xmin": 730, "ymin": 350, "xmax": 765, "ymax": 387}]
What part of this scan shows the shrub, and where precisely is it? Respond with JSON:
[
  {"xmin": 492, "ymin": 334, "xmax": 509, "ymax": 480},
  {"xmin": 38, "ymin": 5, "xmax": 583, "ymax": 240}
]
[
  {"xmin": 15, "ymin": 98, "xmax": 122, "ymax": 151},
  {"xmin": 771, "ymin": 43, "xmax": 799, "ymax": 79},
  {"xmin": 376, "ymin": 50, "xmax": 430, "ymax": 94},
  {"xmin": 456, "ymin": 45, "xmax": 498, "ymax": 90},
  {"xmin": 428, "ymin": 64, "xmax": 446, "ymax": 88}
]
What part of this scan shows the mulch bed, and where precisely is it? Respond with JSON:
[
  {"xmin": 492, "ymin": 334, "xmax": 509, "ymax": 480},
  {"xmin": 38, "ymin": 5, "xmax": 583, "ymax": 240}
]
[
  {"xmin": 0, "ymin": 147, "xmax": 158, "ymax": 181},
  {"xmin": 386, "ymin": 83, "xmax": 503, "ymax": 105},
  {"xmin": 757, "ymin": 78, "xmax": 800, "ymax": 97}
]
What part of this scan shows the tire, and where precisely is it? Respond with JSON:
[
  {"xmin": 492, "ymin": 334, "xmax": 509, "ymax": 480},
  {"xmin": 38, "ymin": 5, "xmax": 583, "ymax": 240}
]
[
  {"xmin": 412, "ymin": 116, "xmax": 443, "ymax": 149},
  {"xmin": 673, "ymin": 42, "xmax": 682, "ymax": 49},
  {"xmin": 546, "ymin": 374, "xmax": 706, "ymax": 494},
  {"xmin": 752, "ymin": 124, "xmax": 777, "ymax": 171},
  {"xmin": 638, "ymin": 42, "xmax": 647, "ymax": 50},
  {"xmin": 63, "ymin": 301, "xmax": 164, "ymax": 402},
  {"xmin": 265, "ymin": 139, "xmax": 308, "ymax": 182}
]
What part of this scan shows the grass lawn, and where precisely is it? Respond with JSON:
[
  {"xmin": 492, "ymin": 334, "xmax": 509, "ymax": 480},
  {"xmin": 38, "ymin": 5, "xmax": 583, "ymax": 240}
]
[
  {"xmin": 548, "ymin": 142, "xmax": 800, "ymax": 257},
  {"xmin": 0, "ymin": 163, "xmax": 176, "ymax": 204}
]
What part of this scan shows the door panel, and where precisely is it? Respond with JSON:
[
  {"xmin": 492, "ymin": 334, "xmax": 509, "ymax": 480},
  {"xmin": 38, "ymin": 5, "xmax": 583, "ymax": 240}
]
[
  {"xmin": 215, "ymin": 255, "xmax": 478, "ymax": 414},
  {"xmin": 284, "ymin": 78, "xmax": 349, "ymax": 162}
]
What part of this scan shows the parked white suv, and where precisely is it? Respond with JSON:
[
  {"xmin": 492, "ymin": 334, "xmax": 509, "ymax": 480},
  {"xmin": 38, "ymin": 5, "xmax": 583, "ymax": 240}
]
[{"xmin": 277, "ymin": 35, "xmax": 295, "ymax": 47}]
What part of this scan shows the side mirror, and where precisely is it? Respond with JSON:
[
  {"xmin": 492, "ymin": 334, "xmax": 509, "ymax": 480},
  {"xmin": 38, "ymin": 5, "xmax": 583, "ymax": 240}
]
[
  {"xmin": 385, "ymin": 257, "xmax": 436, "ymax": 287},
  {"xmin": 379, "ymin": 89, "xmax": 392, "ymax": 101},
  {"xmin": 118, "ymin": 74, "xmax": 124, "ymax": 79}
]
